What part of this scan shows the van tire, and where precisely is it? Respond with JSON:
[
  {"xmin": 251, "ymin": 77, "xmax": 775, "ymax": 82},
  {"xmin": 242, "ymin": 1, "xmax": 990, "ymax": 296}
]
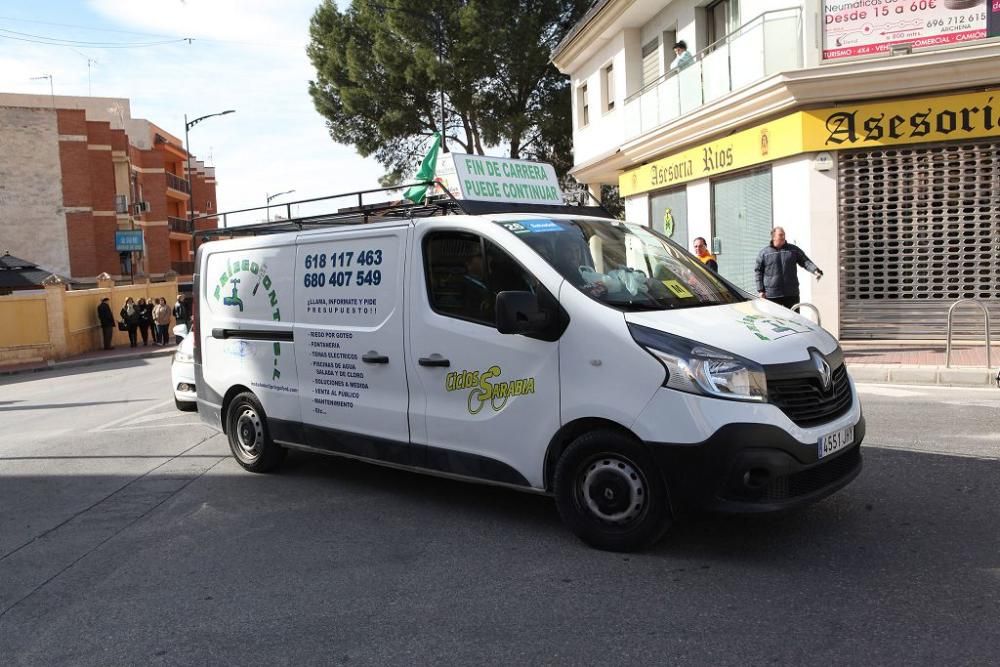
[
  {"xmin": 553, "ymin": 430, "xmax": 671, "ymax": 552},
  {"xmin": 225, "ymin": 392, "xmax": 286, "ymax": 473}
]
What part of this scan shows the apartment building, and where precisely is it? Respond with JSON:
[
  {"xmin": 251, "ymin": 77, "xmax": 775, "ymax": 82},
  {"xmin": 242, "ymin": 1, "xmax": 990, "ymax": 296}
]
[
  {"xmin": 553, "ymin": 0, "xmax": 1000, "ymax": 339},
  {"xmin": 0, "ymin": 94, "xmax": 217, "ymax": 284}
]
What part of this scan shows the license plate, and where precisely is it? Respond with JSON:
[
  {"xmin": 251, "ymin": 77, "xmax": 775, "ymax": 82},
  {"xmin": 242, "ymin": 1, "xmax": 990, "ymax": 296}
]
[{"xmin": 818, "ymin": 425, "xmax": 855, "ymax": 459}]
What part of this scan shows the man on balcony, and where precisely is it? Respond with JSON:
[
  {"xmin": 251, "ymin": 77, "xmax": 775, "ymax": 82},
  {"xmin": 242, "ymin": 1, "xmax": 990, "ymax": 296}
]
[{"xmin": 670, "ymin": 41, "xmax": 694, "ymax": 70}]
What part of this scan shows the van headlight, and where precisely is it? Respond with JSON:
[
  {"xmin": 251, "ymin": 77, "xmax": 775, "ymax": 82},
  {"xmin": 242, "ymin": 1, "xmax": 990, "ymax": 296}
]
[{"xmin": 628, "ymin": 323, "xmax": 767, "ymax": 402}]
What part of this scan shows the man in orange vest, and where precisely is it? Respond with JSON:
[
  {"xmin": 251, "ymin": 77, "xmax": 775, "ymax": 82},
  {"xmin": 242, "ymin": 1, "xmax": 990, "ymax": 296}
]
[{"xmin": 692, "ymin": 237, "xmax": 718, "ymax": 272}]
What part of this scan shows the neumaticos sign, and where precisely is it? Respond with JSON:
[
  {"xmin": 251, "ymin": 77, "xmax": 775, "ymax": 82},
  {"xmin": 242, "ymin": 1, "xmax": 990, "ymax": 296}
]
[{"xmin": 619, "ymin": 88, "xmax": 1000, "ymax": 197}]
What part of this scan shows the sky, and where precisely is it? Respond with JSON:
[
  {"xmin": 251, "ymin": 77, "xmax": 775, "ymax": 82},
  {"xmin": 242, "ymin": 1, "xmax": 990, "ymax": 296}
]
[{"xmin": 0, "ymin": 0, "xmax": 388, "ymax": 222}]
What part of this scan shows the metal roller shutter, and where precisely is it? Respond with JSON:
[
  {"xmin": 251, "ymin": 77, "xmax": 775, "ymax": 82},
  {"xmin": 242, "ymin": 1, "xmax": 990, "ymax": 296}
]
[
  {"xmin": 839, "ymin": 140, "xmax": 1000, "ymax": 340},
  {"xmin": 713, "ymin": 167, "xmax": 773, "ymax": 294}
]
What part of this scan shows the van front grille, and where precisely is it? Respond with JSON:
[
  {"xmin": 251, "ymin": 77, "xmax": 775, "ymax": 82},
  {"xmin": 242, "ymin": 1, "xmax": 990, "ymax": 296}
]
[{"xmin": 767, "ymin": 363, "xmax": 852, "ymax": 428}]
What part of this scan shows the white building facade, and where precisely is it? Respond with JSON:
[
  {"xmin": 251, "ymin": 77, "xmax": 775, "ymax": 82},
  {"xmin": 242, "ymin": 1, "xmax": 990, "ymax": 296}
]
[{"xmin": 553, "ymin": 0, "xmax": 1000, "ymax": 339}]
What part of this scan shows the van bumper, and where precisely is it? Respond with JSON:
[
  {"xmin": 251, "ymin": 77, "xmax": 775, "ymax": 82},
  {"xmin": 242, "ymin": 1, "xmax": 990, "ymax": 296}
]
[{"xmin": 645, "ymin": 416, "xmax": 864, "ymax": 514}]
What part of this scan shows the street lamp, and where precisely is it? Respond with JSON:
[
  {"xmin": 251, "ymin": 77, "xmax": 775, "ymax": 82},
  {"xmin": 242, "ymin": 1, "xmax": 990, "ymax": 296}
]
[
  {"xmin": 266, "ymin": 190, "xmax": 296, "ymax": 222},
  {"xmin": 185, "ymin": 109, "xmax": 235, "ymax": 230}
]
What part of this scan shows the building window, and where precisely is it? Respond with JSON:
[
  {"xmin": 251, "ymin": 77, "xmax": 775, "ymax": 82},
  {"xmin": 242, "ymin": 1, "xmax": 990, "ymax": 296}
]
[
  {"xmin": 641, "ymin": 38, "xmax": 660, "ymax": 89},
  {"xmin": 578, "ymin": 83, "xmax": 589, "ymax": 127},
  {"xmin": 602, "ymin": 64, "xmax": 615, "ymax": 112},
  {"xmin": 707, "ymin": 0, "xmax": 740, "ymax": 46}
]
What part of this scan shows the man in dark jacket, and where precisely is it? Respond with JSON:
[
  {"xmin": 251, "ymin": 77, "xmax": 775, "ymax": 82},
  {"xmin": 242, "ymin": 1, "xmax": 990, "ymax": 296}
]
[
  {"xmin": 754, "ymin": 227, "xmax": 823, "ymax": 309},
  {"xmin": 97, "ymin": 297, "xmax": 115, "ymax": 350}
]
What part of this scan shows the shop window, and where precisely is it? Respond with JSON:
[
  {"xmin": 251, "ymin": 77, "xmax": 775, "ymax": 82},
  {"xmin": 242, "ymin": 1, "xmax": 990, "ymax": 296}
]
[
  {"xmin": 649, "ymin": 187, "xmax": 689, "ymax": 246},
  {"xmin": 711, "ymin": 167, "xmax": 772, "ymax": 293}
]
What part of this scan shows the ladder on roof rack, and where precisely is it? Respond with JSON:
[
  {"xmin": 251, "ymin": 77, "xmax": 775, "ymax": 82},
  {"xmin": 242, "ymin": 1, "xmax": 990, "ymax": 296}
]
[{"xmin": 191, "ymin": 179, "xmax": 616, "ymax": 251}]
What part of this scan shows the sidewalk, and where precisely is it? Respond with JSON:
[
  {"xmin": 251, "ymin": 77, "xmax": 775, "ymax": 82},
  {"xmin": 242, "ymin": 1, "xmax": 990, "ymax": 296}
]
[
  {"xmin": 0, "ymin": 342, "xmax": 177, "ymax": 377},
  {"xmin": 843, "ymin": 341, "xmax": 999, "ymax": 388}
]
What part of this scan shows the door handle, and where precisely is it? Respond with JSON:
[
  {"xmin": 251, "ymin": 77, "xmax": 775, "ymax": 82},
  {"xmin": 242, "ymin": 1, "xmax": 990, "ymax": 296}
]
[
  {"xmin": 362, "ymin": 351, "xmax": 389, "ymax": 364},
  {"xmin": 418, "ymin": 355, "xmax": 450, "ymax": 367}
]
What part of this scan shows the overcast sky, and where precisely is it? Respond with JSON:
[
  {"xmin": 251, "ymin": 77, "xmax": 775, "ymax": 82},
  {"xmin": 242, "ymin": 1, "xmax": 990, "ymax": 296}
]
[{"xmin": 0, "ymin": 0, "xmax": 390, "ymax": 221}]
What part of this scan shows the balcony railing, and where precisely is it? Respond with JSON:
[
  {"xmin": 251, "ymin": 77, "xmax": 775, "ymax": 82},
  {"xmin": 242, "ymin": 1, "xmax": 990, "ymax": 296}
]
[
  {"xmin": 166, "ymin": 172, "xmax": 191, "ymax": 194},
  {"xmin": 168, "ymin": 216, "xmax": 193, "ymax": 234},
  {"xmin": 624, "ymin": 8, "xmax": 802, "ymax": 140},
  {"xmin": 171, "ymin": 261, "xmax": 195, "ymax": 276}
]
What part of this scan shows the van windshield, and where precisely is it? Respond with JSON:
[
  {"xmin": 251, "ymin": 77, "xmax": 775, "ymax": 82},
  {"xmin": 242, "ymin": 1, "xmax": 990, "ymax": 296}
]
[{"xmin": 495, "ymin": 218, "xmax": 744, "ymax": 311}]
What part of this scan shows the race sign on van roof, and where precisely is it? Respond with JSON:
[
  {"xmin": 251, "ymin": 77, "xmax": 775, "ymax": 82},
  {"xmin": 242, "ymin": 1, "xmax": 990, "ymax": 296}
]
[{"xmin": 435, "ymin": 154, "xmax": 563, "ymax": 206}]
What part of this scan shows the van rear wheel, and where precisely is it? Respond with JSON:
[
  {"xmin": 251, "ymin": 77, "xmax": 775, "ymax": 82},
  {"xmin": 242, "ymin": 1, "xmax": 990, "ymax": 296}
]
[
  {"xmin": 226, "ymin": 392, "xmax": 286, "ymax": 473},
  {"xmin": 553, "ymin": 430, "xmax": 671, "ymax": 552}
]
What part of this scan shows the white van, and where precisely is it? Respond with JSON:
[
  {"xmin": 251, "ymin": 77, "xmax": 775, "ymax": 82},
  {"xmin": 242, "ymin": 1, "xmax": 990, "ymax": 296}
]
[{"xmin": 193, "ymin": 162, "xmax": 863, "ymax": 552}]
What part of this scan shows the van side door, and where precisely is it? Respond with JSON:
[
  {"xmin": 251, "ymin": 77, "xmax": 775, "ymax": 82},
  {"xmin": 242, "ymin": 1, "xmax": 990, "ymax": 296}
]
[
  {"xmin": 406, "ymin": 223, "xmax": 563, "ymax": 489},
  {"xmin": 293, "ymin": 224, "xmax": 413, "ymax": 459}
]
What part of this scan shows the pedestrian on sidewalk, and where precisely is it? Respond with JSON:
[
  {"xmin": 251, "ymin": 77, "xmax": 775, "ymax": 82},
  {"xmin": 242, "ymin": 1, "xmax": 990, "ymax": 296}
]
[
  {"xmin": 754, "ymin": 226, "xmax": 823, "ymax": 309},
  {"xmin": 153, "ymin": 297, "xmax": 171, "ymax": 346},
  {"xmin": 97, "ymin": 297, "xmax": 115, "ymax": 350},
  {"xmin": 136, "ymin": 298, "xmax": 152, "ymax": 346},
  {"xmin": 120, "ymin": 297, "xmax": 141, "ymax": 348},
  {"xmin": 173, "ymin": 294, "xmax": 189, "ymax": 344}
]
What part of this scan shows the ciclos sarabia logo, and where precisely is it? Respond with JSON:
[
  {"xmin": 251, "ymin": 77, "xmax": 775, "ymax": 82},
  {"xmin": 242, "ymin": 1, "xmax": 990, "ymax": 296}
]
[
  {"xmin": 213, "ymin": 257, "xmax": 285, "ymax": 380},
  {"xmin": 446, "ymin": 365, "xmax": 535, "ymax": 414}
]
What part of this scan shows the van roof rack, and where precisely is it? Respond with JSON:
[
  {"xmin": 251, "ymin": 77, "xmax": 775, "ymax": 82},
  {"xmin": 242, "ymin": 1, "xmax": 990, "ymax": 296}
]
[{"xmin": 192, "ymin": 181, "xmax": 615, "ymax": 248}]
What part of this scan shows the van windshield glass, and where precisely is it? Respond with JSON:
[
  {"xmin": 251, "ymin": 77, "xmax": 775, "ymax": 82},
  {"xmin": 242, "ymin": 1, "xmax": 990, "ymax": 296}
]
[{"xmin": 495, "ymin": 218, "xmax": 744, "ymax": 311}]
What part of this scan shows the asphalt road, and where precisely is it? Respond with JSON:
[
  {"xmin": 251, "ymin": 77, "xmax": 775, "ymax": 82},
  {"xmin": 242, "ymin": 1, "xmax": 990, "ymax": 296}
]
[{"xmin": 1, "ymin": 359, "xmax": 998, "ymax": 665}]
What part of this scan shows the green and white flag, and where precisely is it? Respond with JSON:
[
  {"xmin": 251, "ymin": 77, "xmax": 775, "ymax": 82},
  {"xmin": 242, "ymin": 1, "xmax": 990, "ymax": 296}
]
[{"xmin": 403, "ymin": 133, "xmax": 442, "ymax": 203}]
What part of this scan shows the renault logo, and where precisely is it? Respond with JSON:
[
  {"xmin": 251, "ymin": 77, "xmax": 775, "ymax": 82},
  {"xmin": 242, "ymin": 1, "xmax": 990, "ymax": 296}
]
[{"xmin": 811, "ymin": 350, "xmax": 833, "ymax": 392}]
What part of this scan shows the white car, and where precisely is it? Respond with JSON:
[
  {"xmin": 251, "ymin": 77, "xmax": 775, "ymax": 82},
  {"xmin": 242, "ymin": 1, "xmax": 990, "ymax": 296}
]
[{"xmin": 171, "ymin": 327, "xmax": 196, "ymax": 411}]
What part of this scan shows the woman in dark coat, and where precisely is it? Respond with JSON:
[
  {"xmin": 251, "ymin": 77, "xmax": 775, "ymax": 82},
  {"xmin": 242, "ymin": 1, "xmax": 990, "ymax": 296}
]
[
  {"xmin": 120, "ymin": 297, "xmax": 141, "ymax": 348},
  {"xmin": 136, "ymin": 297, "xmax": 153, "ymax": 346}
]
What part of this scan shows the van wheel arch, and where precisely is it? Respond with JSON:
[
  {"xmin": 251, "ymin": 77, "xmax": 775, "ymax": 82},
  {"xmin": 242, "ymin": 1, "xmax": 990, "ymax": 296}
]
[
  {"xmin": 544, "ymin": 419, "xmax": 642, "ymax": 491},
  {"xmin": 221, "ymin": 385, "xmax": 253, "ymax": 434}
]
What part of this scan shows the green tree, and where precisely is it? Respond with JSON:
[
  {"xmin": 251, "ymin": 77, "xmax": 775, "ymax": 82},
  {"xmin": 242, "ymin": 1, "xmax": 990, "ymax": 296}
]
[{"xmin": 307, "ymin": 0, "xmax": 589, "ymax": 181}]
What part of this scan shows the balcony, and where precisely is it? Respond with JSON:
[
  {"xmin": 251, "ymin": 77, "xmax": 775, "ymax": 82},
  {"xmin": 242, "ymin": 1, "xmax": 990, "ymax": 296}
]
[
  {"xmin": 171, "ymin": 261, "xmax": 195, "ymax": 276},
  {"xmin": 165, "ymin": 172, "xmax": 191, "ymax": 194},
  {"xmin": 624, "ymin": 8, "xmax": 802, "ymax": 141},
  {"xmin": 168, "ymin": 216, "xmax": 193, "ymax": 234}
]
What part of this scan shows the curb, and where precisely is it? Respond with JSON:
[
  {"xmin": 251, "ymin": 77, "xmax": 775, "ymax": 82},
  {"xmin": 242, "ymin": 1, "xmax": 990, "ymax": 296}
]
[
  {"xmin": 848, "ymin": 363, "xmax": 999, "ymax": 388},
  {"xmin": 0, "ymin": 347, "xmax": 175, "ymax": 377}
]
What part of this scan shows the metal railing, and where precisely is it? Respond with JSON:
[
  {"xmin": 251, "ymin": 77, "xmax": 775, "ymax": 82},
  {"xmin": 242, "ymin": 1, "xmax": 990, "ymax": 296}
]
[
  {"xmin": 792, "ymin": 302, "xmax": 822, "ymax": 326},
  {"xmin": 945, "ymin": 298, "xmax": 992, "ymax": 368},
  {"xmin": 168, "ymin": 216, "xmax": 192, "ymax": 234},
  {"xmin": 623, "ymin": 8, "xmax": 802, "ymax": 139},
  {"xmin": 165, "ymin": 172, "xmax": 191, "ymax": 194}
]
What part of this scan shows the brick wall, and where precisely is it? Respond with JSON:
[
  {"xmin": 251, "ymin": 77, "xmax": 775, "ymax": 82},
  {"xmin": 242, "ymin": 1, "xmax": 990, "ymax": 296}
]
[{"xmin": 0, "ymin": 107, "xmax": 71, "ymax": 276}]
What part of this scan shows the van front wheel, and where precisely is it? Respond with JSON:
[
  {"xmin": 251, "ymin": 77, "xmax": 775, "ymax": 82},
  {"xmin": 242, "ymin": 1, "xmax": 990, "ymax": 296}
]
[
  {"xmin": 554, "ymin": 430, "xmax": 671, "ymax": 552},
  {"xmin": 226, "ymin": 392, "xmax": 286, "ymax": 473}
]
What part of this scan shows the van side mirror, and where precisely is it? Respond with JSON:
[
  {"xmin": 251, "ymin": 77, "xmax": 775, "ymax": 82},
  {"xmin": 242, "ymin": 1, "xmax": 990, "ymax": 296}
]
[{"xmin": 496, "ymin": 291, "xmax": 548, "ymax": 335}]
